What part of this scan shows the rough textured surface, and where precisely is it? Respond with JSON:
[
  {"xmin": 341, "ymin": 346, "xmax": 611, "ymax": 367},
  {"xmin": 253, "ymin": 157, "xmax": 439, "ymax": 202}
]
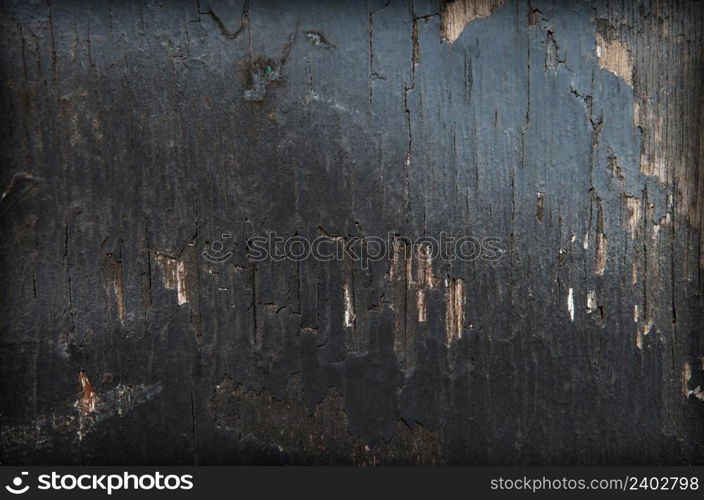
[{"xmin": 0, "ymin": 0, "xmax": 703, "ymax": 465}]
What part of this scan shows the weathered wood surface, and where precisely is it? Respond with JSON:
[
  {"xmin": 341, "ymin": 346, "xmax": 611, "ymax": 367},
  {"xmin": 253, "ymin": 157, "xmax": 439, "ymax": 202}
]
[{"xmin": 1, "ymin": 0, "xmax": 702, "ymax": 465}]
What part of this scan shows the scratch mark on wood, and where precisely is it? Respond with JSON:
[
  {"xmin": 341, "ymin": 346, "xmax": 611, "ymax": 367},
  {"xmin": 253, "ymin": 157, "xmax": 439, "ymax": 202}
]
[
  {"xmin": 445, "ymin": 278, "xmax": 464, "ymax": 345},
  {"xmin": 595, "ymin": 232, "xmax": 607, "ymax": 275},
  {"xmin": 343, "ymin": 281, "xmax": 355, "ymax": 328},
  {"xmin": 112, "ymin": 261, "xmax": 125, "ymax": 323}
]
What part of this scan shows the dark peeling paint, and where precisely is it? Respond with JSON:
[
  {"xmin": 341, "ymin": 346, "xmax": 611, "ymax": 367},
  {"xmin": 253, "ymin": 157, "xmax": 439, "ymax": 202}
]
[
  {"xmin": 210, "ymin": 374, "xmax": 439, "ymax": 465},
  {"xmin": 0, "ymin": 0, "xmax": 702, "ymax": 465}
]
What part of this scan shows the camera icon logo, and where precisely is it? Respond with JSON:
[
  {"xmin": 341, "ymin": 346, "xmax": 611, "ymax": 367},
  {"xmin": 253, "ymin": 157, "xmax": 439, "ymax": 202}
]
[
  {"xmin": 202, "ymin": 233, "xmax": 234, "ymax": 263},
  {"xmin": 5, "ymin": 472, "xmax": 29, "ymax": 494}
]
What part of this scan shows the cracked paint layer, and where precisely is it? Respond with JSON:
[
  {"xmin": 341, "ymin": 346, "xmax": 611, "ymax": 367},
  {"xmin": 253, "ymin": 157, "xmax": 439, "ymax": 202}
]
[{"xmin": 76, "ymin": 378, "xmax": 163, "ymax": 440}]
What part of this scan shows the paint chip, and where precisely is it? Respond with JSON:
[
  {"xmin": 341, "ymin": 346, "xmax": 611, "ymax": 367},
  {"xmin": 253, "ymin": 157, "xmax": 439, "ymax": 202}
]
[
  {"xmin": 440, "ymin": 0, "xmax": 504, "ymax": 43},
  {"xmin": 445, "ymin": 278, "xmax": 465, "ymax": 346},
  {"xmin": 586, "ymin": 290, "xmax": 597, "ymax": 314},
  {"xmin": 417, "ymin": 289, "xmax": 426, "ymax": 322},
  {"xmin": 625, "ymin": 196, "xmax": 641, "ymax": 238},
  {"xmin": 636, "ymin": 320, "xmax": 652, "ymax": 350},
  {"xmin": 343, "ymin": 282, "xmax": 355, "ymax": 328},
  {"xmin": 595, "ymin": 232, "xmax": 607, "ymax": 275},
  {"xmin": 682, "ymin": 361, "xmax": 692, "ymax": 398},
  {"xmin": 631, "ymin": 262, "xmax": 638, "ymax": 285},
  {"xmin": 595, "ymin": 33, "xmax": 632, "ymax": 86},
  {"xmin": 416, "ymin": 244, "xmax": 436, "ymax": 288},
  {"xmin": 536, "ymin": 192, "xmax": 544, "ymax": 222},
  {"xmin": 112, "ymin": 261, "xmax": 125, "ymax": 323},
  {"xmin": 155, "ymin": 253, "xmax": 188, "ymax": 305},
  {"xmin": 77, "ymin": 371, "xmax": 97, "ymax": 415},
  {"xmin": 304, "ymin": 31, "xmax": 335, "ymax": 49}
]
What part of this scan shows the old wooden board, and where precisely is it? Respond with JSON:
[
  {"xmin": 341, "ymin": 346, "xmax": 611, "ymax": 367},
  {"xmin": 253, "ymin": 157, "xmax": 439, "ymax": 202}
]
[{"xmin": 0, "ymin": 0, "xmax": 702, "ymax": 465}]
